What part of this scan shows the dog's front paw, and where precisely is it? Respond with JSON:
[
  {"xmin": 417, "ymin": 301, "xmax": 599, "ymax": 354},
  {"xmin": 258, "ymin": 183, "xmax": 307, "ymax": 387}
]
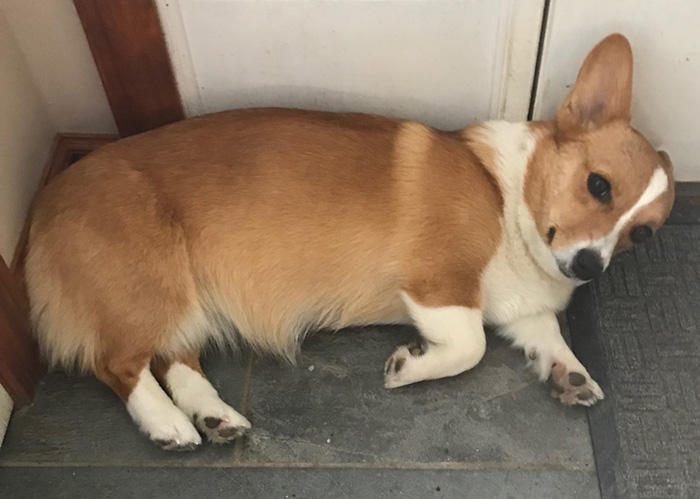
[
  {"xmin": 384, "ymin": 343, "xmax": 425, "ymax": 389},
  {"xmin": 548, "ymin": 362, "xmax": 604, "ymax": 407}
]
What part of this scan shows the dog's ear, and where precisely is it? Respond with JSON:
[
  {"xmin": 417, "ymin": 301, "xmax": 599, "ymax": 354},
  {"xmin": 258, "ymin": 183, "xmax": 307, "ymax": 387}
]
[
  {"xmin": 658, "ymin": 150, "xmax": 674, "ymax": 174},
  {"xmin": 556, "ymin": 34, "xmax": 633, "ymax": 134}
]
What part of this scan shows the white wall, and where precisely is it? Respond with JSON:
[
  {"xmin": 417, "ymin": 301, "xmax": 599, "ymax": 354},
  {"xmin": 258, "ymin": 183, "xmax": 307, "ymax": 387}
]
[
  {"xmin": 157, "ymin": 0, "xmax": 544, "ymax": 128},
  {"xmin": 1, "ymin": 0, "xmax": 117, "ymax": 134},
  {"xmin": 533, "ymin": 0, "xmax": 700, "ymax": 181},
  {"xmin": 0, "ymin": 12, "xmax": 57, "ymax": 263}
]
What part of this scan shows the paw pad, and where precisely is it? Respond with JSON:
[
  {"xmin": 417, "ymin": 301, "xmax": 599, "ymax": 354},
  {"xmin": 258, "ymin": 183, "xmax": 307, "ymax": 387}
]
[
  {"xmin": 548, "ymin": 366, "xmax": 604, "ymax": 406},
  {"xmin": 408, "ymin": 343, "xmax": 425, "ymax": 357},
  {"xmin": 204, "ymin": 416, "xmax": 221, "ymax": 429},
  {"xmin": 384, "ymin": 345, "xmax": 417, "ymax": 389},
  {"xmin": 194, "ymin": 411, "xmax": 251, "ymax": 444},
  {"xmin": 568, "ymin": 372, "xmax": 586, "ymax": 386},
  {"xmin": 218, "ymin": 426, "xmax": 247, "ymax": 439}
]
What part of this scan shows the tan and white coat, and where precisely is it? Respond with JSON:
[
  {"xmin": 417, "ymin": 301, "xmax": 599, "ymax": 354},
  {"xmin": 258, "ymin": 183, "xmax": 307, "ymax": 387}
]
[{"xmin": 25, "ymin": 34, "xmax": 674, "ymax": 449}]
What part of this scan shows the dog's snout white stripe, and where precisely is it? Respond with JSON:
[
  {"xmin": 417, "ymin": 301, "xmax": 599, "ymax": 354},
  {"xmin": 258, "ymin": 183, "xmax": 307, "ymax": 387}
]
[
  {"xmin": 612, "ymin": 166, "xmax": 669, "ymax": 237},
  {"xmin": 597, "ymin": 166, "xmax": 668, "ymax": 263},
  {"xmin": 553, "ymin": 166, "xmax": 669, "ymax": 279}
]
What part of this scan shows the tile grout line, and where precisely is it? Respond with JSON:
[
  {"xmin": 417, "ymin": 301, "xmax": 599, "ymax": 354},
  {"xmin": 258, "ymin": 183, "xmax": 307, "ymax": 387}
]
[
  {"xmin": 232, "ymin": 353, "xmax": 255, "ymax": 462},
  {"xmin": 0, "ymin": 460, "xmax": 595, "ymax": 472}
]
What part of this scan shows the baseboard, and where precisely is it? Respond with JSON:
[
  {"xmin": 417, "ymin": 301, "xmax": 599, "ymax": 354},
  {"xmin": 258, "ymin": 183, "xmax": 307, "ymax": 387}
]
[
  {"xmin": 674, "ymin": 181, "xmax": 700, "ymax": 204},
  {"xmin": 667, "ymin": 181, "xmax": 700, "ymax": 225}
]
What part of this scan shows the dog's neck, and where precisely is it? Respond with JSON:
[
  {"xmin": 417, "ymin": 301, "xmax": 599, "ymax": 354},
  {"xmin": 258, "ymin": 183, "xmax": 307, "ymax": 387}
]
[{"xmin": 462, "ymin": 120, "xmax": 572, "ymax": 286}]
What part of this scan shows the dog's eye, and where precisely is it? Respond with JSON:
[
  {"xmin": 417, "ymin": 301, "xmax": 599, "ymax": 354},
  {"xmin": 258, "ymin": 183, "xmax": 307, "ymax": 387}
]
[
  {"xmin": 587, "ymin": 173, "xmax": 611, "ymax": 203},
  {"xmin": 630, "ymin": 225, "xmax": 653, "ymax": 244}
]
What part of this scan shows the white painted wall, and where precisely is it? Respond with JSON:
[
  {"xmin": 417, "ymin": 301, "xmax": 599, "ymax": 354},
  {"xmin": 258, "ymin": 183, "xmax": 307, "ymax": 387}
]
[
  {"xmin": 533, "ymin": 0, "xmax": 700, "ymax": 181},
  {"xmin": 0, "ymin": 11, "xmax": 57, "ymax": 263},
  {"xmin": 157, "ymin": 0, "xmax": 544, "ymax": 128},
  {"xmin": 1, "ymin": 0, "xmax": 117, "ymax": 134}
]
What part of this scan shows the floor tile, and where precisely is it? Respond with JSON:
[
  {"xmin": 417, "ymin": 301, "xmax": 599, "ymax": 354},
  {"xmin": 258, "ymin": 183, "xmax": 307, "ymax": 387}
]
[
  {"xmin": 0, "ymin": 352, "xmax": 248, "ymax": 466},
  {"xmin": 0, "ymin": 466, "xmax": 600, "ymax": 499},
  {"xmin": 238, "ymin": 326, "xmax": 594, "ymax": 468}
]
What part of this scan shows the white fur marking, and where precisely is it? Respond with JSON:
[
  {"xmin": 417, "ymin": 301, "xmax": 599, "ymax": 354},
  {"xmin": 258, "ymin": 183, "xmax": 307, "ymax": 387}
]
[
  {"xmin": 384, "ymin": 293, "xmax": 486, "ymax": 388},
  {"xmin": 613, "ymin": 167, "xmax": 669, "ymax": 236},
  {"xmin": 166, "ymin": 363, "xmax": 250, "ymax": 443},
  {"xmin": 473, "ymin": 122, "xmax": 576, "ymax": 326},
  {"xmin": 126, "ymin": 367, "xmax": 201, "ymax": 448},
  {"xmin": 500, "ymin": 313, "xmax": 603, "ymax": 406},
  {"xmin": 554, "ymin": 166, "xmax": 669, "ymax": 271},
  {"xmin": 480, "ymin": 122, "xmax": 567, "ymax": 281},
  {"xmin": 501, "ymin": 314, "xmax": 581, "ymax": 380},
  {"xmin": 402, "ymin": 292, "xmax": 484, "ymax": 348}
]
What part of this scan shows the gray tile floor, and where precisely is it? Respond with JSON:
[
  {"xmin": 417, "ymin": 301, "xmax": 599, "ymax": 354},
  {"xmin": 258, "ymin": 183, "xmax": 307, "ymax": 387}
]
[
  {"xmin": 0, "ymin": 326, "xmax": 600, "ymax": 498},
  {"xmin": 569, "ymin": 224, "xmax": 700, "ymax": 499}
]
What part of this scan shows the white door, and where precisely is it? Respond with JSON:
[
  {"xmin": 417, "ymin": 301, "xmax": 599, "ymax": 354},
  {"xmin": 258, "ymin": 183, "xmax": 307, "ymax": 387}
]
[
  {"xmin": 532, "ymin": 0, "xmax": 700, "ymax": 181},
  {"xmin": 156, "ymin": 0, "xmax": 544, "ymax": 129}
]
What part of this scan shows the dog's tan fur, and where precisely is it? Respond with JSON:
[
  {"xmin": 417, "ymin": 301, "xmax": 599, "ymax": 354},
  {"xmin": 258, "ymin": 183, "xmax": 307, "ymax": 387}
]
[
  {"xmin": 26, "ymin": 108, "xmax": 503, "ymax": 397},
  {"xmin": 25, "ymin": 34, "xmax": 675, "ymax": 446}
]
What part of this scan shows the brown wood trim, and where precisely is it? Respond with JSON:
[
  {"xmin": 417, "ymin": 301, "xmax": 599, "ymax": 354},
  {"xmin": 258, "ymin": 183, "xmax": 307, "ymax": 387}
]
[
  {"xmin": 0, "ymin": 256, "xmax": 41, "ymax": 406},
  {"xmin": 73, "ymin": 0, "xmax": 184, "ymax": 136},
  {"xmin": 2, "ymin": 134, "xmax": 119, "ymax": 406}
]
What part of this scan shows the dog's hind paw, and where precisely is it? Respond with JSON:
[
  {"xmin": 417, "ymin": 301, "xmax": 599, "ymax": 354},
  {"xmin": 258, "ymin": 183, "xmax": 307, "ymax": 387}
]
[
  {"xmin": 384, "ymin": 343, "xmax": 425, "ymax": 389},
  {"xmin": 194, "ymin": 404, "xmax": 251, "ymax": 444},
  {"xmin": 146, "ymin": 412, "xmax": 202, "ymax": 451}
]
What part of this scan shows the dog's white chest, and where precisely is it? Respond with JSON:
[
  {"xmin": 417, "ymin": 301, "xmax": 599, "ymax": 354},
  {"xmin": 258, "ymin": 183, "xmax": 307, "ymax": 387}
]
[
  {"xmin": 471, "ymin": 121, "xmax": 576, "ymax": 327},
  {"xmin": 480, "ymin": 239, "xmax": 574, "ymax": 326}
]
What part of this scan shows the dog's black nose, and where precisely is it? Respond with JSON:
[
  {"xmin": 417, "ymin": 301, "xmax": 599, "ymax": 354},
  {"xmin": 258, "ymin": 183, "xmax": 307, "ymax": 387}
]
[{"xmin": 571, "ymin": 249, "xmax": 604, "ymax": 281}]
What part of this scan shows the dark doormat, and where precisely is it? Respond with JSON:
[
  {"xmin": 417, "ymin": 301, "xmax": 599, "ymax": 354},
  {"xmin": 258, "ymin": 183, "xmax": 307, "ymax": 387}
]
[{"xmin": 568, "ymin": 204, "xmax": 700, "ymax": 499}]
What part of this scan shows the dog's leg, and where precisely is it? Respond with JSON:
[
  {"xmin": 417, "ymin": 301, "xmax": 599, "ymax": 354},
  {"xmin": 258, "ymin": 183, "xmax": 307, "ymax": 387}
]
[
  {"xmin": 501, "ymin": 313, "xmax": 604, "ymax": 406},
  {"xmin": 384, "ymin": 291, "xmax": 486, "ymax": 388},
  {"xmin": 151, "ymin": 353, "xmax": 251, "ymax": 444},
  {"xmin": 95, "ymin": 355, "xmax": 202, "ymax": 451}
]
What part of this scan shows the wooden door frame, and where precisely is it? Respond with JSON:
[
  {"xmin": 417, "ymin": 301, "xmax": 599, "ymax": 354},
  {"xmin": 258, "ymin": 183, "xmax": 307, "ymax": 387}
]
[
  {"xmin": 73, "ymin": 0, "xmax": 184, "ymax": 137},
  {"xmin": 0, "ymin": 0, "xmax": 182, "ymax": 406}
]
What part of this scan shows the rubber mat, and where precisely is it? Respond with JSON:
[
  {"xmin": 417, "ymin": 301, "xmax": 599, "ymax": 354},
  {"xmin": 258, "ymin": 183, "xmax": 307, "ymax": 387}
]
[{"xmin": 568, "ymin": 204, "xmax": 700, "ymax": 499}]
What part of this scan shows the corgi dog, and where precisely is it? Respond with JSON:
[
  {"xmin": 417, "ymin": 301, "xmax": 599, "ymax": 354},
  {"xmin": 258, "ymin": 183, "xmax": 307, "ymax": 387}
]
[{"xmin": 25, "ymin": 34, "xmax": 675, "ymax": 450}]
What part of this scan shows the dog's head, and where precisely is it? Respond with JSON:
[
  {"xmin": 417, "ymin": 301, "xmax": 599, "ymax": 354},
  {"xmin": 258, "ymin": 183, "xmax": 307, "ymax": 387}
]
[{"xmin": 526, "ymin": 34, "xmax": 675, "ymax": 283}]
